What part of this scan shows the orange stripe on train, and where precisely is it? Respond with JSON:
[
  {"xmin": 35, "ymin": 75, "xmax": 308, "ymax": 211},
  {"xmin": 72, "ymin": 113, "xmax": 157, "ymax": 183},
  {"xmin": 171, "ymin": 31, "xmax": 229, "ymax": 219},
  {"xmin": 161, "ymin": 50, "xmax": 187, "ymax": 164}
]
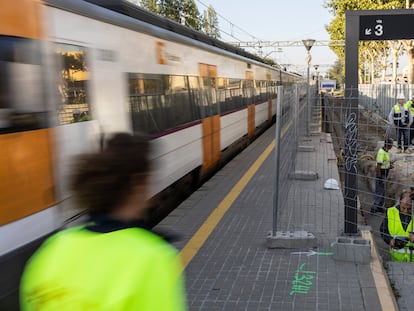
[
  {"xmin": 0, "ymin": 129, "xmax": 56, "ymax": 225},
  {"xmin": 0, "ymin": 0, "xmax": 44, "ymax": 39}
]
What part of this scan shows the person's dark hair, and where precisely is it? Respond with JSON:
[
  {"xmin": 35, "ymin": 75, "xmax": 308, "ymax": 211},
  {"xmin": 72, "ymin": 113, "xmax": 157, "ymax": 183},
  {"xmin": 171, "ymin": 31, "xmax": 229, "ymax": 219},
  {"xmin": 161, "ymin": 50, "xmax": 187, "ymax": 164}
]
[
  {"xmin": 70, "ymin": 133, "xmax": 151, "ymax": 214},
  {"xmin": 384, "ymin": 138, "xmax": 393, "ymax": 147},
  {"xmin": 400, "ymin": 190, "xmax": 411, "ymax": 201}
]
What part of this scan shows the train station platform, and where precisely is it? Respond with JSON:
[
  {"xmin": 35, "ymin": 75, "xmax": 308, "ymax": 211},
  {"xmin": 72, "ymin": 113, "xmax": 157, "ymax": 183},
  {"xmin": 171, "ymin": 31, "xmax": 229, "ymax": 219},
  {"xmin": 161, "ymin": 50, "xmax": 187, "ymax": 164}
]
[{"xmin": 155, "ymin": 125, "xmax": 397, "ymax": 311}]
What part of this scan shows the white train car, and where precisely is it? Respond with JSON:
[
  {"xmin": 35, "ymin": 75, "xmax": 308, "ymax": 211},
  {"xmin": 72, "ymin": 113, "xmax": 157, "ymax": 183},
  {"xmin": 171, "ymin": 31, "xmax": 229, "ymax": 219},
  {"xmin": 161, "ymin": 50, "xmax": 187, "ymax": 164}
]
[{"xmin": 0, "ymin": 0, "xmax": 302, "ymax": 308}]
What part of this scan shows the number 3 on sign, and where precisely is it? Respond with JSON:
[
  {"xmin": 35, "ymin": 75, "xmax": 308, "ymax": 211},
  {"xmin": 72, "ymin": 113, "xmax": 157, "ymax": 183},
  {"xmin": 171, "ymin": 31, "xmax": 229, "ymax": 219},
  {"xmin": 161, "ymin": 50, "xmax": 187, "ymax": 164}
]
[{"xmin": 375, "ymin": 24, "xmax": 383, "ymax": 36}]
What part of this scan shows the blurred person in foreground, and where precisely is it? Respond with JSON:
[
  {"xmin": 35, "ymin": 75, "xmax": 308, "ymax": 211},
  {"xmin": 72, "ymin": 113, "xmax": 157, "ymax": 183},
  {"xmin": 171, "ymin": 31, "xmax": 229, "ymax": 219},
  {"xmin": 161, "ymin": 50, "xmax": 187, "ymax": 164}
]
[
  {"xmin": 20, "ymin": 133, "xmax": 187, "ymax": 310},
  {"xmin": 370, "ymin": 138, "xmax": 393, "ymax": 214},
  {"xmin": 380, "ymin": 191, "xmax": 414, "ymax": 262}
]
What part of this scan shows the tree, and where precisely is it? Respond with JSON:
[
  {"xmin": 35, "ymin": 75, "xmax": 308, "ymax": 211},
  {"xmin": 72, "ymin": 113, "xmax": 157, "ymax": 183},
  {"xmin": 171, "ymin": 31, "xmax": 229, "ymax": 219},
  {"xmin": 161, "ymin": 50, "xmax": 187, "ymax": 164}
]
[
  {"xmin": 327, "ymin": 59, "xmax": 344, "ymax": 88},
  {"xmin": 181, "ymin": 0, "xmax": 201, "ymax": 30},
  {"xmin": 141, "ymin": 0, "xmax": 205, "ymax": 32},
  {"xmin": 159, "ymin": 0, "xmax": 181, "ymax": 23},
  {"xmin": 140, "ymin": 0, "xmax": 158, "ymax": 13},
  {"xmin": 202, "ymin": 5, "xmax": 220, "ymax": 38}
]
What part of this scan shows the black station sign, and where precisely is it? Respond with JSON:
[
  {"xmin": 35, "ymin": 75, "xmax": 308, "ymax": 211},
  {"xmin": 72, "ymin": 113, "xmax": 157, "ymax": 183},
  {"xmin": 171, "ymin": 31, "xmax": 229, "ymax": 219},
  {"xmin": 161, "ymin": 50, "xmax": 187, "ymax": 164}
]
[{"xmin": 360, "ymin": 14, "xmax": 414, "ymax": 40}]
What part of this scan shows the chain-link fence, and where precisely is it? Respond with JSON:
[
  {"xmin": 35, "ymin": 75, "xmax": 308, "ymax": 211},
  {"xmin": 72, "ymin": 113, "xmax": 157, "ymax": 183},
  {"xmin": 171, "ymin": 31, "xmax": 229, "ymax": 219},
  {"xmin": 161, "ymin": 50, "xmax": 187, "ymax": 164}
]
[
  {"xmin": 323, "ymin": 84, "xmax": 414, "ymax": 309},
  {"xmin": 272, "ymin": 83, "xmax": 346, "ymax": 250},
  {"xmin": 325, "ymin": 84, "xmax": 414, "ymax": 265},
  {"xmin": 359, "ymin": 83, "xmax": 414, "ymax": 119}
]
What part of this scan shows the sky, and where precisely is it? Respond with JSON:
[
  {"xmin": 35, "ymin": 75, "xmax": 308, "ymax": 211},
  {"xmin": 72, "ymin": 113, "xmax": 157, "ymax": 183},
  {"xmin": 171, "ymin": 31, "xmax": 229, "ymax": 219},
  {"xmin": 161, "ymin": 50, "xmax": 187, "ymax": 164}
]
[{"xmin": 196, "ymin": 0, "xmax": 338, "ymax": 76}]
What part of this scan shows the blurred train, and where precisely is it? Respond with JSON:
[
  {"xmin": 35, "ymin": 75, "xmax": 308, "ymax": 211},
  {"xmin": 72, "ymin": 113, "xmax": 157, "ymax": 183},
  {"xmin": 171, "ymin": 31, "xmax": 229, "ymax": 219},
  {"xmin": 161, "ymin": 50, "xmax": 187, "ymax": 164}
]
[{"xmin": 0, "ymin": 0, "xmax": 303, "ymax": 308}]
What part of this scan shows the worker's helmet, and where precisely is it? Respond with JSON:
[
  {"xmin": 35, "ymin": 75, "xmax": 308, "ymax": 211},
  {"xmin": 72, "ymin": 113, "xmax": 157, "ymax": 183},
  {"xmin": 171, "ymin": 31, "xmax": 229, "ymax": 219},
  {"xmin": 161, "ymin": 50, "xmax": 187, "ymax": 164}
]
[
  {"xmin": 324, "ymin": 178, "xmax": 340, "ymax": 190},
  {"xmin": 397, "ymin": 93, "xmax": 405, "ymax": 100}
]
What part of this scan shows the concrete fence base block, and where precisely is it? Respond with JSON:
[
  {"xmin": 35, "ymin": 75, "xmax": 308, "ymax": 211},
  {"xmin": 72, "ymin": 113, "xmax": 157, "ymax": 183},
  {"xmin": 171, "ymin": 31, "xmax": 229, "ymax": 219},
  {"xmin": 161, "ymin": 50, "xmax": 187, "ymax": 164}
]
[
  {"xmin": 266, "ymin": 230, "xmax": 317, "ymax": 249},
  {"xmin": 333, "ymin": 237, "xmax": 371, "ymax": 264},
  {"xmin": 289, "ymin": 170, "xmax": 319, "ymax": 180},
  {"xmin": 298, "ymin": 145, "xmax": 315, "ymax": 152}
]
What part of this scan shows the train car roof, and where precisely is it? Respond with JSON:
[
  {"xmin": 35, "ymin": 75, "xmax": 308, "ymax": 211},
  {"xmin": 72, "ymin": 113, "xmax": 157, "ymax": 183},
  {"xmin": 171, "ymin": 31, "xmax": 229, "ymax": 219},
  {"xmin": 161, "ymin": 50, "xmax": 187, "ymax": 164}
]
[
  {"xmin": 81, "ymin": 0, "xmax": 264, "ymax": 63},
  {"xmin": 46, "ymin": 0, "xmax": 301, "ymax": 78}
]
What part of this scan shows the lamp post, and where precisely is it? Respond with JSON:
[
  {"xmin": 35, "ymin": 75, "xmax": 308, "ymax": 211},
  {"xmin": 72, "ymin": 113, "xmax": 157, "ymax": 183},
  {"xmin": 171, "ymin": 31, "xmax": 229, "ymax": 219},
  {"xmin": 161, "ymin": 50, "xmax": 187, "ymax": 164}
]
[
  {"xmin": 314, "ymin": 64, "xmax": 319, "ymax": 95},
  {"xmin": 302, "ymin": 39, "xmax": 315, "ymax": 135}
]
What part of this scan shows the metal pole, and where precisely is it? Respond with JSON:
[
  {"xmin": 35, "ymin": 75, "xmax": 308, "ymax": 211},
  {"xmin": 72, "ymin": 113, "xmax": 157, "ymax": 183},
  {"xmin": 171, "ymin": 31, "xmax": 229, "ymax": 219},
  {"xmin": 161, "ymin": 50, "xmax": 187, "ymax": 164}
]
[
  {"xmin": 411, "ymin": 200, "xmax": 413, "ymax": 262},
  {"xmin": 344, "ymin": 12, "xmax": 359, "ymax": 234},
  {"xmin": 272, "ymin": 86, "xmax": 283, "ymax": 236},
  {"xmin": 306, "ymin": 53, "xmax": 311, "ymax": 135},
  {"xmin": 292, "ymin": 85, "xmax": 298, "ymax": 172},
  {"xmin": 410, "ymin": 186, "xmax": 414, "ymax": 262}
]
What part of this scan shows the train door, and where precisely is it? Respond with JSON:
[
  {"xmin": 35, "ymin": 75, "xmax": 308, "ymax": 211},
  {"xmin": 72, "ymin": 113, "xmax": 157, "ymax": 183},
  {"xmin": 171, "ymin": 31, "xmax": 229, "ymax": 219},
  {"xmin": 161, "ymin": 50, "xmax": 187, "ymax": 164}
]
[
  {"xmin": 199, "ymin": 63, "xmax": 220, "ymax": 174},
  {"xmin": 0, "ymin": 0, "xmax": 58, "ymax": 240},
  {"xmin": 245, "ymin": 71, "xmax": 255, "ymax": 139},
  {"xmin": 0, "ymin": 2, "xmax": 60, "ymax": 307},
  {"xmin": 267, "ymin": 74, "xmax": 272, "ymax": 122}
]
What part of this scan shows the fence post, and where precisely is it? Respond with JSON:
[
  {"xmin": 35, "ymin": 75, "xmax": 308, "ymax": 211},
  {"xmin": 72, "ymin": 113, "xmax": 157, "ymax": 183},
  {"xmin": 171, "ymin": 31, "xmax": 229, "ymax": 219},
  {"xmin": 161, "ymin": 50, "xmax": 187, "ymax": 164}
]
[
  {"xmin": 344, "ymin": 12, "xmax": 359, "ymax": 235},
  {"xmin": 292, "ymin": 85, "xmax": 298, "ymax": 172},
  {"xmin": 272, "ymin": 86, "xmax": 283, "ymax": 236}
]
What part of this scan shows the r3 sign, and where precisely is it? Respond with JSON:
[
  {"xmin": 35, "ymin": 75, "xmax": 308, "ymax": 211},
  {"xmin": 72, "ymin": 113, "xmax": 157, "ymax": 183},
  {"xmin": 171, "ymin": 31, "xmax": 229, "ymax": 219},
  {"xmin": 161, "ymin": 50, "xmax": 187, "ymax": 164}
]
[
  {"xmin": 360, "ymin": 14, "xmax": 414, "ymax": 40},
  {"xmin": 374, "ymin": 22, "xmax": 383, "ymax": 36}
]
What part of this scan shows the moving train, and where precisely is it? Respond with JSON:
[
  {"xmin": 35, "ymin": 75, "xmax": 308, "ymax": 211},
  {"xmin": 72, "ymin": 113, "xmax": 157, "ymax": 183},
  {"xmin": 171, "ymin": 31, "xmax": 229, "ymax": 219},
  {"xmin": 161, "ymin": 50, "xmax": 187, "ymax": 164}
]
[{"xmin": 0, "ymin": 0, "xmax": 303, "ymax": 307}]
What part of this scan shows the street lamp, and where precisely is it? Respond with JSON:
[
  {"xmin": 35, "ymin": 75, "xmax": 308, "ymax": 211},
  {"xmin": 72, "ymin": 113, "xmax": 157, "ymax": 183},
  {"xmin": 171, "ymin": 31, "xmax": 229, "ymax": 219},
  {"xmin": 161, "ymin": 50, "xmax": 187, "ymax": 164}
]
[{"xmin": 302, "ymin": 39, "xmax": 316, "ymax": 135}]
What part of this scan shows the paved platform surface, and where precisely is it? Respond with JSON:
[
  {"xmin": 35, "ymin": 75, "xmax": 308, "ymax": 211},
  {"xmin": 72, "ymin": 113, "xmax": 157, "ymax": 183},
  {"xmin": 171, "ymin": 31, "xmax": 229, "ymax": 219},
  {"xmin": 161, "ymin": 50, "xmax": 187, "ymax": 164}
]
[
  {"xmin": 156, "ymin": 125, "xmax": 394, "ymax": 311},
  {"xmin": 387, "ymin": 260, "xmax": 414, "ymax": 310}
]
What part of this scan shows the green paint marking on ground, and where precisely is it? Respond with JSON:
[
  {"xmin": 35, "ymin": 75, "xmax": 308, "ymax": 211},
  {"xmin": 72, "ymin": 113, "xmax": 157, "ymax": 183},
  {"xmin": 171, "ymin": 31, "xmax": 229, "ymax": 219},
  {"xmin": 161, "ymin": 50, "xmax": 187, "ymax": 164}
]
[{"xmin": 289, "ymin": 263, "xmax": 316, "ymax": 296}]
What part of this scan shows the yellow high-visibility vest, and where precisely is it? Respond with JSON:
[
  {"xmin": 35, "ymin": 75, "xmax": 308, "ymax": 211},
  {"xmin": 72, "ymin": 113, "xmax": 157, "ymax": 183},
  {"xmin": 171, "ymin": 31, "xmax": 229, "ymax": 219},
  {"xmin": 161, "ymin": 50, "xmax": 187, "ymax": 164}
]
[
  {"xmin": 20, "ymin": 225, "xmax": 187, "ymax": 311},
  {"xmin": 387, "ymin": 207, "xmax": 414, "ymax": 262},
  {"xmin": 376, "ymin": 147, "xmax": 390, "ymax": 169},
  {"xmin": 393, "ymin": 104, "xmax": 409, "ymax": 125},
  {"xmin": 405, "ymin": 100, "xmax": 414, "ymax": 115}
]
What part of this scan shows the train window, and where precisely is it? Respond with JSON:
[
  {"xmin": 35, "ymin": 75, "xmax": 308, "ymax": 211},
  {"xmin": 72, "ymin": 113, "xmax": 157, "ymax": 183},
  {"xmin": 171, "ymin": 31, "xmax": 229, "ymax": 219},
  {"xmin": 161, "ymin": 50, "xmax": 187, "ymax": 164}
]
[
  {"xmin": 55, "ymin": 44, "xmax": 90, "ymax": 125},
  {"xmin": 201, "ymin": 77, "xmax": 218, "ymax": 117},
  {"xmin": 217, "ymin": 78, "xmax": 228, "ymax": 113},
  {"xmin": 167, "ymin": 75, "xmax": 200, "ymax": 126},
  {"xmin": 128, "ymin": 74, "xmax": 201, "ymax": 135},
  {"xmin": 187, "ymin": 76, "xmax": 202, "ymax": 120},
  {"xmin": 255, "ymin": 80, "xmax": 268, "ymax": 104},
  {"xmin": 217, "ymin": 78, "xmax": 244, "ymax": 114},
  {"xmin": 243, "ymin": 79, "xmax": 255, "ymax": 106},
  {"xmin": 129, "ymin": 74, "xmax": 163, "ymax": 134},
  {"xmin": 0, "ymin": 36, "xmax": 48, "ymax": 133},
  {"xmin": 268, "ymin": 80, "xmax": 278, "ymax": 99}
]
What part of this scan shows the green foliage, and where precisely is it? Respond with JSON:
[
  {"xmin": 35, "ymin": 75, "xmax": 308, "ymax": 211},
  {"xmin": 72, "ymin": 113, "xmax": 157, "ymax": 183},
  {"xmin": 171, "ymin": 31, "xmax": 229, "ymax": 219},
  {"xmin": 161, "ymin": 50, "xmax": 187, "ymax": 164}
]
[
  {"xmin": 327, "ymin": 59, "xmax": 344, "ymax": 88},
  {"xmin": 140, "ymin": 0, "xmax": 157, "ymax": 12},
  {"xmin": 181, "ymin": 0, "xmax": 202, "ymax": 31},
  {"xmin": 159, "ymin": 0, "xmax": 181, "ymax": 22},
  {"xmin": 263, "ymin": 58, "xmax": 276, "ymax": 66},
  {"xmin": 202, "ymin": 5, "xmax": 220, "ymax": 38},
  {"xmin": 140, "ymin": 0, "xmax": 222, "ymax": 36}
]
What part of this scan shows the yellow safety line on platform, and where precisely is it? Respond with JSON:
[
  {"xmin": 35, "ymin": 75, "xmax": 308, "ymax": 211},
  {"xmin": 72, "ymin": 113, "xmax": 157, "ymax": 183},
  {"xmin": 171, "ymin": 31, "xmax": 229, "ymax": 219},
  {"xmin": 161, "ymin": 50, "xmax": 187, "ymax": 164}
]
[
  {"xmin": 361, "ymin": 230, "xmax": 399, "ymax": 311},
  {"xmin": 179, "ymin": 139, "xmax": 275, "ymax": 270}
]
